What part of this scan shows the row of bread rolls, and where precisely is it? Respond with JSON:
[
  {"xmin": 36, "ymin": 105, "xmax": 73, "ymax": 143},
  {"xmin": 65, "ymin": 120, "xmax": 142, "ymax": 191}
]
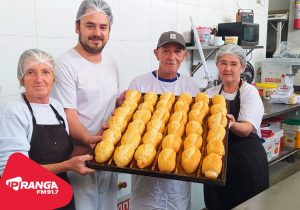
[
  {"xmin": 95, "ymin": 90, "xmax": 142, "ymax": 165},
  {"xmin": 202, "ymin": 94, "xmax": 226, "ymax": 179},
  {"xmin": 180, "ymin": 93, "xmax": 209, "ymax": 174}
]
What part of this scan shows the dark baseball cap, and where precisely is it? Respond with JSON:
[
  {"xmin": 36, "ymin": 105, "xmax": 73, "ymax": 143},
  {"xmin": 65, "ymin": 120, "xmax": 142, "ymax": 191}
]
[{"xmin": 157, "ymin": 31, "xmax": 186, "ymax": 49}]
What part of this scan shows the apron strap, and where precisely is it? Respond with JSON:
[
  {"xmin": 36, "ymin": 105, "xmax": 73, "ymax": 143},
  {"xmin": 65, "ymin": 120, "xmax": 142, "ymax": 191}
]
[
  {"xmin": 22, "ymin": 94, "xmax": 37, "ymax": 125},
  {"xmin": 49, "ymin": 104, "xmax": 66, "ymax": 128}
]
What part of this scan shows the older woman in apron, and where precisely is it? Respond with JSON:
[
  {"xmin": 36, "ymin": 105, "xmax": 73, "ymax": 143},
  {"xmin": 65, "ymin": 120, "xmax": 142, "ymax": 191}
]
[
  {"xmin": 204, "ymin": 44, "xmax": 269, "ymax": 210},
  {"xmin": 0, "ymin": 49, "xmax": 95, "ymax": 209}
]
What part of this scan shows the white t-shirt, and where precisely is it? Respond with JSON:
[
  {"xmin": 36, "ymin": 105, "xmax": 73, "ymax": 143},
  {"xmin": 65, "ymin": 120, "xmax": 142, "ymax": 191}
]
[
  {"xmin": 129, "ymin": 71, "xmax": 199, "ymax": 210},
  {"xmin": 129, "ymin": 71, "xmax": 199, "ymax": 96},
  {"xmin": 205, "ymin": 82, "xmax": 264, "ymax": 137},
  {"xmin": 0, "ymin": 96, "xmax": 67, "ymax": 175},
  {"xmin": 52, "ymin": 49, "xmax": 120, "ymax": 134}
]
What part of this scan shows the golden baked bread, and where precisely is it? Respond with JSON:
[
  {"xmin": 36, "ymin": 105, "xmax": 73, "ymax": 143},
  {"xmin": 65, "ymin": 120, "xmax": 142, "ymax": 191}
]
[
  {"xmin": 138, "ymin": 102, "xmax": 154, "ymax": 113},
  {"xmin": 102, "ymin": 128, "xmax": 121, "ymax": 145},
  {"xmin": 174, "ymin": 100, "xmax": 190, "ymax": 113},
  {"xmin": 181, "ymin": 146, "xmax": 201, "ymax": 174},
  {"xmin": 95, "ymin": 141, "xmax": 114, "ymax": 163},
  {"xmin": 183, "ymin": 133, "xmax": 203, "ymax": 150},
  {"xmin": 133, "ymin": 109, "xmax": 152, "ymax": 124},
  {"xmin": 185, "ymin": 121, "xmax": 203, "ymax": 136},
  {"xmin": 125, "ymin": 89, "xmax": 142, "ymax": 102},
  {"xmin": 108, "ymin": 115, "xmax": 127, "ymax": 132},
  {"xmin": 207, "ymin": 139, "xmax": 225, "ymax": 156},
  {"xmin": 142, "ymin": 130, "xmax": 163, "ymax": 148},
  {"xmin": 208, "ymin": 113, "xmax": 227, "ymax": 128},
  {"xmin": 212, "ymin": 94, "xmax": 226, "ymax": 106},
  {"xmin": 195, "ymin": 92, "xmax": 209, "ymax": 104},
  {"xmin": 178, "ymin": 92, "xmax": 193, "ymax": 105},
  {"xmin": 160, "ymin": 92, "xmax": 175, "ymax": 104},
  {"xmin": 192, "ymin": 101, "xmax": 209, "ymax": 115},
  {"xmin": 167, "ymin": 121, "xmax": 185, "ymax": 137},
  {"xmin": 202, "ymin": 153, "xmax": 222, "ymax": 179},
  {"xmin": 158, "ymin": 148, "xmax": 176, "ymax": 173},
  {"xmin": 134, "ymin": 143, "xmax": 156, "ymax": 169},
  {"xmin": 169, "ymin": 111, "xmax": 188, "ymax": 125},
  {"xmin": 113, "ymin": 144, "xmax": 135, "ymax": 167},
  {"xmin": 113, "ymin": 106, "xmax": 132, "ymax": 121},
  {"xmin": 210, "ymin": 104, "xmax": 227, "ymax": 115},
  {"xmin": 122, "ymin": 99, "xmax": 138, "ymax": 115},
  {"xmin": 161, "ymin": 134, "xmax": 182, "ymax": 153},
  {"xmin": 207, "ymin": 124, "xmax": 226, "ymax": 142},
  {"xmin": 188, "ymin": 109, "xmax": 206, "ymax": 123},
  {"xmin": 143, "ymin": 92, "xmax": 158, "ymax": 106},
  {"xmin": 146, "ymin": 119, "xmax": 165, "ymax": 133},
  {"xmin": 126, "ymin": 119, "xmax": 145, "ymax": 135},
  {"xmin": 156, "ymin": 99, "xmax": 173, "ymax": 112},
  {"xmin": 151, "ymin": 108, "xmax": 170, "ymax": 123},
  {"xmin": 121, "ymin": 131, "xmax": 141, "ymax": 149}
]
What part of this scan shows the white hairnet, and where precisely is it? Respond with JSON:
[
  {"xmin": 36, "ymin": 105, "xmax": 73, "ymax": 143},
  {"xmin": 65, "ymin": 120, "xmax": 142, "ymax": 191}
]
[
  {"xmin": 215, "ymin": 44, "xmax": 247, "ymax": 67},
  {"xmin": 17, "ymin": 49, "xmax": 54, "ymax": 86},
  {"xmin": 76, "ymin": 0, "xmax": 113, "ymax": 25}
]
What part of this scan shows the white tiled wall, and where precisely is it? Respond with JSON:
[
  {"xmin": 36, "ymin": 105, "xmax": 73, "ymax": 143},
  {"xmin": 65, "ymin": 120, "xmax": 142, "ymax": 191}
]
[{"xmin": 0, "ymin": 0, "xmax": 269, "ymax": 208}]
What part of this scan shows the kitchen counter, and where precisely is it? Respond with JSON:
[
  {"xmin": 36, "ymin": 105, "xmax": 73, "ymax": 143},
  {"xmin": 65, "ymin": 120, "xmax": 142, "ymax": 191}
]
[
  {"xmin": 233, "ymin": 171, "xmax": 300, "ymax": 210},
  {"xmin": 263, "ymin": 100, "xmax": 300, "ymax": 120}
]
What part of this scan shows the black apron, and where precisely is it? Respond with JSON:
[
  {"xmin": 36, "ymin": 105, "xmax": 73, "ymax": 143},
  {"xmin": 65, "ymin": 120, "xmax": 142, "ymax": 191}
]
[
  {"xmin": 23, "ymin": 95, "xmax": 75, "ymax": 210},
  {"xmin": 204, "ymin": 81, "xmax": 269, "ymax": 210}
]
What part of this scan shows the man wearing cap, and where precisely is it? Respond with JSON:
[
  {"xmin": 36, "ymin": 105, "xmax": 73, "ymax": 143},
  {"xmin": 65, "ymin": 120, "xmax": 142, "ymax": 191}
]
[
  {"xmin": 52, "ymin": 0, "xmax": 119, "ymax": 210},
  {"xmin": 129, "ymin": 31, "xmax": 199, "ymax": 210}
]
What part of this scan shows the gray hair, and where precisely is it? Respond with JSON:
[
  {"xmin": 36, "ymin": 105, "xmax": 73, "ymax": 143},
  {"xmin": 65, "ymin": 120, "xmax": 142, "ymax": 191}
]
[
  {"xmin": 76, "ymin": 0, "xmax": 113, "ymax": 25},
  {"xmin": 17, "ymin": 49, "xmax": 54, "ymax": 86},
  {"xmin": 215, "ymin": 44, "xmax": 247, "ymax": 67}
]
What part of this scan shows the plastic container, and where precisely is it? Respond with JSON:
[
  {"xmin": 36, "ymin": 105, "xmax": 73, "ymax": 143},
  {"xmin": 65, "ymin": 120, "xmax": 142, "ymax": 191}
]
[
  {"xmin": 282, "ymin": 118, "xmax": 300, "ymax": 148},
  {"xmin": 224, "ymin": 36, "xmax": 239, "ymax": 44},
  {"xmin": 261, "ymin": 126, "xmax": 283, "ymax": 161},
  {"xmin": 262, "ymin": 83, "xmax": 278, "ymax": 100},
  {"xmin": 255, "ymin": 83, "xmax": 264, "ymax": 98},
  {"xmin": 196, "ymin": 27, "xmax": 212, "ymax": 46}
]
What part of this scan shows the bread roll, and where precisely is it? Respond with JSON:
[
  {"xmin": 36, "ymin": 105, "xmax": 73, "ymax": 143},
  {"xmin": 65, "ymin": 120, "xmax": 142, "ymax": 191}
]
[
  {"xmin": 158, "ymin": 148, "xmax": 176, "ymax": 173},
  {"xmin": 113, "ymin": 106, "xmax": 132, "ymax": 121},
  {"xmin": 207, "ymin": 139, "xmax": 225, "ymax": 156},
  {"xmin": 121, "ymin": 131, "xmax": 141, "ymax": 149},
  {"xmin": 181, "ymin": 146, "xmax": 201, "ymax": 173},
  {"xmin": 178, "ymin": 92, "xmax": 193, "ymax": 105},
  {"xmin": 174, "ymin": 101, "xmax": 189, "ymax": 113},
  {"xmin": 122, "ymin": 99, "xmax": 138, "ymax": 114},
  {"xmin": 108, "ymin": 115, "xmax": 127, "ymax": 132},
  {"xmin": 167, "ymin": 121, "xmax": 185, "ymax": 137},
  {"xmin": 113, "ymin": 144, "xmax": 135, "ymax": 167},
  {"xmin": 95, "ymin": 141, "xmax": 114, "ymax": 163},
  {"xmin": 156, "ymin": 99, "xmax": 173, "ymax": 112},
  {"xmin": 125, "ymin": 89, "xmax": 142, "ymax": 102},
  {"xmin": 208, "ymin": 113, "xmax": 227, "ymax": 128},
  {"xmin": 142, "ymin": 130, "xmax": 163, "ymax": 148},
  {"xmin": 144, "ymin": 92, "xmax": 158, "ymax": 106},
  {"xmin": 183, "ymin": 133, "xmax": 203, "ymax": 150},
  {"xmin": 134, "ymin": 144, "xmax": 156, "ymax": 169},
  {"xmin": 160, "ymin": 92, "xmax": 175, "ymax": 104},
  {"xmin": 161, "ymin": 134, "xmax": 182, "ymax": 153},
  {"xmin": 202, "ymin": 153, "xmax": 222, "ymax": 179},
  {"xmin": 146, "ymin": 119, "xmax": 165, "ymax": 133},
  {"xmin": 185, "ymin": 121, "xmax": 203, "ymax": 136},
  {"xmin": 133, "ymin": 109, "xmax": 152, "ymax": 124},
  {"xmin": 126, "ymin": 119, "xmax": 145, "ymax": 135},
  {"xmin": 192, "ymin": 101, "xmax": 209, "ymax": 115},
  {"xmin": 207, "ymin": 124, "xmax": 226, "ymax": 142},
  {"xmin": 188, "ymin": 109, "xmax": 206, "ymax": 123},
  {"xmin": 151, "ymin": 108, "xmax": 170, "ymax": 123},
  {"xmin": 102, "ymin": 128, "xmax": 121, "ymax": 145},
  {"xmin": 138, "ymin": 102, "xmax": 154, "ymax": 113},
  {"xmin": 169, "ymin": 111, "xmax": 188, "ymax": 125},
  {"xmin": 210, "ymin": 104, "xmax": 227, "ymax": 115},
  {"xmin": 195, "ymin": 92, "xmax": 209, "ymax": 104},
  {"xmin": 212, "ymin": 94, "xmax": 226, "ymax": 106}
]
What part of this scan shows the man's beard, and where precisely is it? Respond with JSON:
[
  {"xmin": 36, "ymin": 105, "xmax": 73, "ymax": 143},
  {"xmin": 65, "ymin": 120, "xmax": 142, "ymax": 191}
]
[{"xmin": 79, "ymin": 34, "xmax": 106, "ymax": 54}]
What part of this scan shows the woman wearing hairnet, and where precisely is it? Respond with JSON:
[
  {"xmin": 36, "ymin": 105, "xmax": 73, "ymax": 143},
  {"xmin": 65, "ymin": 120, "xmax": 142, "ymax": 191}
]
[
  {"xmin": 204, "ymin": 44, "xmax": 269, "ymax": 210},
  {"xmin": 0, "ymin": 49, "xmax": 95, "ymax": 210}
]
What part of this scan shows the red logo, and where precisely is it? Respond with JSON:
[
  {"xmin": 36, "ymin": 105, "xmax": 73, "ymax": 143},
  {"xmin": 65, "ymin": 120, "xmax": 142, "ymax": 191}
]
[{"xmin": 0, "ymin": 153, "xmax": 73, "ymax": 210}]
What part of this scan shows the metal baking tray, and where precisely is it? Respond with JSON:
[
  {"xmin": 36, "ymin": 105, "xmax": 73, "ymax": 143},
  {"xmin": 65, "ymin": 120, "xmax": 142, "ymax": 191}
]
[{"xmin": 86, "ymin": 95, "xmax": 229, "ymax": 186}]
